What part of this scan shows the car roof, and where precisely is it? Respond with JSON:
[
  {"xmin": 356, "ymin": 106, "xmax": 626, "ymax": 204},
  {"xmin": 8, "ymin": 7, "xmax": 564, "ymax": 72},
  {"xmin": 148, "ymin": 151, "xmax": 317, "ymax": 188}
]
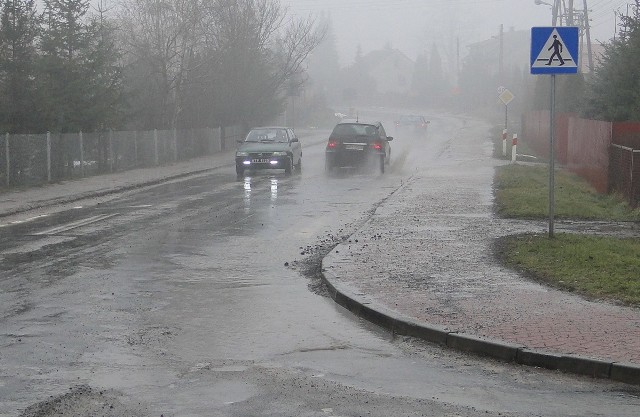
[
  {"xmin": 250, "ymin": 126, "xmax": 292, "ymax": 130},
  {"xmin": 336, "ymin": 119, "xmax": 381, "ymax": 126}
]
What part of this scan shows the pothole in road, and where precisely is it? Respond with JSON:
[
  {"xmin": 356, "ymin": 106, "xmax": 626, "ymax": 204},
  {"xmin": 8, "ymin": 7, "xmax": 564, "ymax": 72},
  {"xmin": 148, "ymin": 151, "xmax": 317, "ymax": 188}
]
[
  {"xmin": 19, "ymin": 385, "xmax": 150, "ymax": 417},
  {"xmin": 289, "ymin": 233, "xmax": 344, "ymax": 298}
]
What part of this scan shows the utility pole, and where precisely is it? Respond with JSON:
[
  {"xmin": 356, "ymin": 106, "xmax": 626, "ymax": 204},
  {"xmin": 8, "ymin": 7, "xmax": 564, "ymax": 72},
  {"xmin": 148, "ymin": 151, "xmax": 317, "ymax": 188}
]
[
  {"xmin": 583, "ymin": 0, "xmax": 594, "ymax": 72},
  {"xmin": 552, "ymin": 0, "xmax": 560, "ymax": 25},
  {"xmin": 568, "ymin": 0, "xmax": 575, "ymax": 25},
  {"xmin": 499, "ymin": 24, "xmax": 504, "ymax": 81},
  {"xmin": 547, "ymin": 0, "xmax": 593, "ymax": 73}
]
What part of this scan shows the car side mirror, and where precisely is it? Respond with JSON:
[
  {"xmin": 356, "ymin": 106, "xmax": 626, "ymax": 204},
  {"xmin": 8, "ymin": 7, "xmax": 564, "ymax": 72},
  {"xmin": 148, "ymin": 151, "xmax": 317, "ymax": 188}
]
[
  {"xmin": 386, "ymin": 136, "xmax": 393, "ymax": 141},
  {"xmin": 290, "ymin": 137, "xmax": 299, "ymax": 143},
  {"xmin": 236, "ymin": 139, "xmax": 243, "ymax": 144}
]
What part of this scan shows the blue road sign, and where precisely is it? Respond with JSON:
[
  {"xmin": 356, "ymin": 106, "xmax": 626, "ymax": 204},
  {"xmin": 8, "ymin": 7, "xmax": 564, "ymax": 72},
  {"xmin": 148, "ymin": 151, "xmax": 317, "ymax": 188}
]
[{"xmin": 530, "ymin": 27, "xmax": 579, "ymax": 75}]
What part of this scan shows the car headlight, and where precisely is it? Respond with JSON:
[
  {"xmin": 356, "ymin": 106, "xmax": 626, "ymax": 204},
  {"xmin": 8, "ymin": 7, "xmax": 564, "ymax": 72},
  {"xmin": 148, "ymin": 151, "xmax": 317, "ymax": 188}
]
[
  {"xmin": 236, "ymin": 151, "xmax": 249, "ymax": 157},
  {"xmin": 272, "ymin": 151, "xmax": 287, "ymax": 156}
]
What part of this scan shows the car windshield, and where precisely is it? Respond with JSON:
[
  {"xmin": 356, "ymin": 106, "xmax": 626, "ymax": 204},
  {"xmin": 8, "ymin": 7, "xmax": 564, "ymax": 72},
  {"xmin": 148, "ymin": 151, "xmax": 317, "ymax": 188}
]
[
  {"xmin": 332, "ymin": 123, "xmax": 377, "ymax": 137},
  {"xmin": 245, "ymin": 128, "xmax": 288, "ymax": 143},
  {"xmin": 401, "ymin": 115, "xmax": 422, "ymax": 123}
]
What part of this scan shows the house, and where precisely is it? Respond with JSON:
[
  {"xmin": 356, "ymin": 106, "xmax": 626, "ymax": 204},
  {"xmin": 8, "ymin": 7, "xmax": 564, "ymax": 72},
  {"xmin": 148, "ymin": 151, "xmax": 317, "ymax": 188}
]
[
  {"xmin": 465, "ymin": 28, "xmax": 530, "ymax": 78},
  {"xmin": 357, "ymin": 47, "xmax": 415, "ymax": 95}
]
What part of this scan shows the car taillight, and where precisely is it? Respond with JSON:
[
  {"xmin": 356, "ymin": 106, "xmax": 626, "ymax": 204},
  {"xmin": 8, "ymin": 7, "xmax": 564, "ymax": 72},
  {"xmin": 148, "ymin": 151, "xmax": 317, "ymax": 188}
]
[
  {"xmin": 327, "ymin": 139, "xmax": 338, "ymax": 149},
  {"xmin": 372, "ymin": 142, "xmax": 382, "ymax": 150}
]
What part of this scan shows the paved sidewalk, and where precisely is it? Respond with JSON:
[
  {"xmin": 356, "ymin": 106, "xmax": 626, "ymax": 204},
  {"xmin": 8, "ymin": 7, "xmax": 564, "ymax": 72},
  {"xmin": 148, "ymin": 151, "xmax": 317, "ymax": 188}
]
[
  {"xmin": 0, "ymin": 152, "xmax": 236, "ymax": 219},
  {"xmin": 321, "ymin": 129, "xmax": 640, "ymax": 385}
]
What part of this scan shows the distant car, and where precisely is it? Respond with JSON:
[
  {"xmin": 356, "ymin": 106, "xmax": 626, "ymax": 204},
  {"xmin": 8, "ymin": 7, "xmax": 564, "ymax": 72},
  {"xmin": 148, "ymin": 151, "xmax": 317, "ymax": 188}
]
[
  {"xmin": 325, "ymin": 120, "xmax": 393, "ymax": 174},
  {"xmin": 235, "ymin": 127, "xmax": 302, "ymax": 177},
  {"xmin": 395, "ymin": 114, "xmax": 430, "ymax": 135}
]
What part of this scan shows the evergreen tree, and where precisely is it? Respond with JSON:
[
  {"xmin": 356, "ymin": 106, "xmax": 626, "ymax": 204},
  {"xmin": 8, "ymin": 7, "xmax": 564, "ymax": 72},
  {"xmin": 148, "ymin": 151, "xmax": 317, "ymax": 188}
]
[
  {"xmin": 39, "ymin": 0, "xmax": 92, "ymax": 132},
  {"xmin": 0, "ymin": 0, "xmax": 41, "ymax": 132},
  {"xmin": 410, "ymin": 51, "xmax": 429, "ymax": 103},
  {"xmin": 83, "ymin": 2, "xmax": 125, "ymax": 130},
  {"xmin": 306, "ymin": 12, "xmax": 341, "ymax": 103},
  {"xmin": 427, "ymin": 43, "xmax": 446, "ymax": 104},
  {"xmin": 583, "ymin": 0, "xmax": 640, "ymax": 121},
  {"xmin": 38, "ymin": 0, "xmax": 123, "ymax": 132}
]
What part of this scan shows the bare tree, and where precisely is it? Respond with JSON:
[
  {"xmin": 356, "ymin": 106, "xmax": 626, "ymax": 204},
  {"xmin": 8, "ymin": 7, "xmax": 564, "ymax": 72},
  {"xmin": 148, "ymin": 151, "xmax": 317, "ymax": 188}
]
[
  {"xmin": 118, "ymin": 0, "xmax": 205, "ymax": 129},
  {"xmin": 117, "ymin": 0, "xmax": 324, "ymax": 129},
  {"xmin": 191, "ymin": 0, "xmax": 325, "ymax": 128}
]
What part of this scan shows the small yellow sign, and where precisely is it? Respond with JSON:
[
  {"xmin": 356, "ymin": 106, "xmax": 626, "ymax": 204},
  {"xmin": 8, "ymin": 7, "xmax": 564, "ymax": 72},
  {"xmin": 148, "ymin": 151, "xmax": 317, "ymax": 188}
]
[{"xmin": 499, "ymin": 89, "xmax": 515, "ymax": 106}]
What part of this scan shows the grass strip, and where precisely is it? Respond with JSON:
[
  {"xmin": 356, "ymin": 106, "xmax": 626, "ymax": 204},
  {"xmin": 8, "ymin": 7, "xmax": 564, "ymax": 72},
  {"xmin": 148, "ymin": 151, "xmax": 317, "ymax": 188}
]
[
  {"xmin": 494, "ymin": 164, "xmax": 640, "ymax": 221},
  {"xmin": 498, "ymin": 233, "xmax": 640, "ymax": 307}
]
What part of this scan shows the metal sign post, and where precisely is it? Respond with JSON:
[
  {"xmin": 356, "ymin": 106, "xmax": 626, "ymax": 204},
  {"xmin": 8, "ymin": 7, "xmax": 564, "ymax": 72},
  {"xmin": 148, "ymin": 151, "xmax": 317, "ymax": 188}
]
[
  {"xmin": 549, "ymin": 75, "xmax": 556, "ymax": 237},
  {"xmin": 530, "ymin": 26, "xmax": 579, "ymax": 238}
]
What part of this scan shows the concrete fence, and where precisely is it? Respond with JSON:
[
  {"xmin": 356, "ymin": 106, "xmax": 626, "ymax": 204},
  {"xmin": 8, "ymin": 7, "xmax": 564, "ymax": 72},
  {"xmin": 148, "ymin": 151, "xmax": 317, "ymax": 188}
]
[{"xmin": 0, "ymin": 125, "xmax": 244, "ymax": 188}]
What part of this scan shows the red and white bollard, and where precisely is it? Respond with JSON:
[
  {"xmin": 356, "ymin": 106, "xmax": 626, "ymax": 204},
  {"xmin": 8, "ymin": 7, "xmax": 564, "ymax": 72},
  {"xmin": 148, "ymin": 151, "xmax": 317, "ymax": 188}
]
[
  {"xmin": 502, "ymin": 129, "xmax": 507, "ymax": 157},
  {"xmin": 511, "ymin": 133, "xmax": 518, "ymax": 163}
]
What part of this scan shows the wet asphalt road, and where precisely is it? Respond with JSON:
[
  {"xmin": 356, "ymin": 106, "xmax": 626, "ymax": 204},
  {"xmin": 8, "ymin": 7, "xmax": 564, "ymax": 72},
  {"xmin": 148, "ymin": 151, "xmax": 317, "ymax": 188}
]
[{"xmin": 0, "ymin": 110, "xmax": 638, "ymax": 416}]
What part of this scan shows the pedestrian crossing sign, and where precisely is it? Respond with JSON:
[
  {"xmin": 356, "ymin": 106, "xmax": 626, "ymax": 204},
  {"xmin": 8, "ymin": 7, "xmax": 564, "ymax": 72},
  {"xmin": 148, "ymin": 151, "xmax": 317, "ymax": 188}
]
[{"xmin": 530, "ymin": 27, "xmax": 579, "ymax": 74}]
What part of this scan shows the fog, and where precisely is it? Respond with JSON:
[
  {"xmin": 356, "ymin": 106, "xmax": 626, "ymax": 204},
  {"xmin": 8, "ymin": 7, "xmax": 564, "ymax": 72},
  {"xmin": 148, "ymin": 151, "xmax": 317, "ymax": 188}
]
[{"xmin": 283, "ymin": 0, "xmax": 624, "ymax": 66}]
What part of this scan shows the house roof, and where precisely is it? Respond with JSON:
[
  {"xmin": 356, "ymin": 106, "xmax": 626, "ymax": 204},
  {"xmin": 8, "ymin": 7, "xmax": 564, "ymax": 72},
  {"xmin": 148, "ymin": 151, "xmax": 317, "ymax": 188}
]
[{"xmin": 357, "ymin": 48, "xmax": 414, "ymax": 69}]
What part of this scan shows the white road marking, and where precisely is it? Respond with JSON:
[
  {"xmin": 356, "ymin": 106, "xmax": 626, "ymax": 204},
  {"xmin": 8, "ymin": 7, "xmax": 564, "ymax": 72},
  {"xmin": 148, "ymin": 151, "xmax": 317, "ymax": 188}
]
[
  {"xmin": 0, "ymin": 214, "xmax": 50, "ymax": 228},
  {"xmin": 32, "ymin": 213, "xmax": 119, "ymax": 236}
]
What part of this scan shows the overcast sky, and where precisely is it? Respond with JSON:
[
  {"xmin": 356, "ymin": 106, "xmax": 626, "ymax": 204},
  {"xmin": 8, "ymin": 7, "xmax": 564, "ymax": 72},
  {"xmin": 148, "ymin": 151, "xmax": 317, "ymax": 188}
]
[{"xmin": 283, "ymin": 0, "xmax": 629, "ymax": 66}]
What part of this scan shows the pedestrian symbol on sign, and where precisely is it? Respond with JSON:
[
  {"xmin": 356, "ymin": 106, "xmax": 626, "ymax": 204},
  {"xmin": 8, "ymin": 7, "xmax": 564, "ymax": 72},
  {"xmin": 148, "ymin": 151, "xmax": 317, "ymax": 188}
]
[{"xmin": 546, "ymin": 35, "xmax": 565, "ymax": 66}]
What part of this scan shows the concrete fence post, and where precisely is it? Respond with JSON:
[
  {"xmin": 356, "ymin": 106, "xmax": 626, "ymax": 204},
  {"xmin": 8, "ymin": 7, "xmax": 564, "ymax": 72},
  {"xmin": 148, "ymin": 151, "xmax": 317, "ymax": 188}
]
[
  {"xmin": 134, "ymin": 130, "xmax": 138, "ymax": 165},
  {"xmin": 221, "ymin": 126, "xmax": 227, "ymax": 152},
  {"xmin": 79, "ymin": 130, "xmax": 85, "ymax": 177},
  {"xmin": 511, "ymin": 134, "xmax": 518, "ymax": 164},
  {"xmin": 46, "ymin": 131, "xmax": 51, "ymax": 182},
  {"xmin": 210, "ymin": 127, "xmax": 216, "ymax": 154},
  {"xmin": 5, "ymin": 133, "xmax": 9, "ymax": 187},
  {"xmin": 153, "ymin": 129, "xmax": 159, "ymax": 166},
  {"xmin": 502, "ymin": 128, "xmax": 508, "ymax": 157},
  {"xmin": 108, "ymin": 129, "xmax": 114, "ymax": 172},
  {"xmin": 173, "ymin": 128, "xmax": 178, "ymax": 162}
]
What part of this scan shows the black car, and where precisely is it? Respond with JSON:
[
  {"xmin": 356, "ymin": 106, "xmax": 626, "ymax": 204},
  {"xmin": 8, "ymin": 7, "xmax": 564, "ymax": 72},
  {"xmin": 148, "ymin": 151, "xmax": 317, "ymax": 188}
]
[
  {"xmin": 325, "ymin": 120, "xmax": 393, "ymax": 174},
  {"xmin": 395, "ymin": 114, "xmax": 429, "ymax": 135},
  {"xmin": 235, "ymin": 127, "xmax": 302, "ymax": 177}
]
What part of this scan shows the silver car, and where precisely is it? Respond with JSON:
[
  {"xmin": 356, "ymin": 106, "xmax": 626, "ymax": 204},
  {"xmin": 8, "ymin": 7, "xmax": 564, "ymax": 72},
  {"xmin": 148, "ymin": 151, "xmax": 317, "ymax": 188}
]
[{"xmin": 235, "ymin": 127, "xmax": 302, "ymax": 177}]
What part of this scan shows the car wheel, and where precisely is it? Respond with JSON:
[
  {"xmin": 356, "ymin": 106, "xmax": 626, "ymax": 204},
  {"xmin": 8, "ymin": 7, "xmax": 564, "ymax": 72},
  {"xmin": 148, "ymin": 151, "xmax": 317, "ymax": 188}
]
[
  {"xmin": 284, "ymin": 157, "xmax": 293, "ymax": 175},
  {"xmin": 295, "ymin": 156, "xmax": 302, "ymax": 173},
  {"xmin": 379, "ymin": 155, "xmax": 385, "ymax": 174},
  {"xmin": 236, "ymin": 164, "xmax": 245, "ymax": 177},
  {"xmin": 325, "ymin": 158, "xmax": 333, "ymax": 175}
]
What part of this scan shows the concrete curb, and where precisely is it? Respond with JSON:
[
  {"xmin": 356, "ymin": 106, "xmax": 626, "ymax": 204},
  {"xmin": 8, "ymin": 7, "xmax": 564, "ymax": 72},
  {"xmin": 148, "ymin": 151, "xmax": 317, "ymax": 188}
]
[{"xmin": 321, "ymin": 252, "xmax": 640, "ymax": 386}]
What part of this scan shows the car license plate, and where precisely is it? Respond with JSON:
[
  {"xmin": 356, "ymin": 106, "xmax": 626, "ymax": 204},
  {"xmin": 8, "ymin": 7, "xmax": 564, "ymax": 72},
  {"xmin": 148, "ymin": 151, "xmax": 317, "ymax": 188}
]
[
  {"xmin": 252, "ymin": 158, "xmax": 270, "ymax": 163},
  {"xmin": 345, "ymin": 144, "xmax": 364, "ymax": 151}
]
